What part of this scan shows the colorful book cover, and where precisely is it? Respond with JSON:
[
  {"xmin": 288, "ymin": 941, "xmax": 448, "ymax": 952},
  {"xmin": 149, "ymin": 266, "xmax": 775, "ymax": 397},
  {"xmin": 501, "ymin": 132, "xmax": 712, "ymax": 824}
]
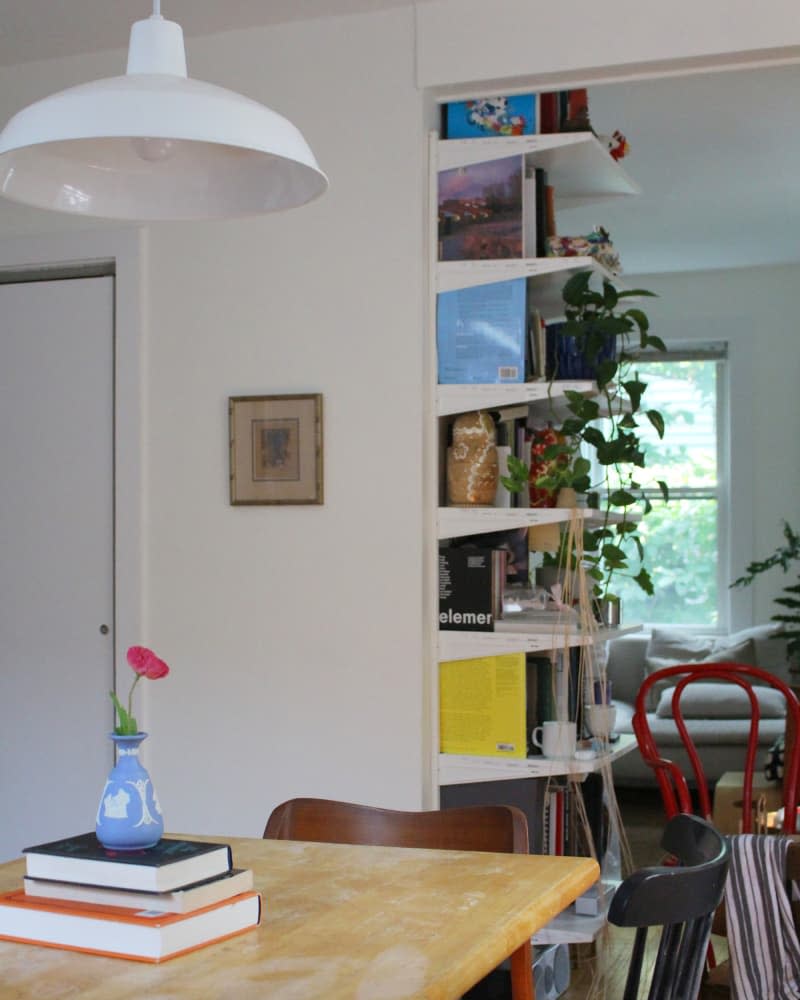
[
  {"xmin": 443, "ymin": 95, "xmax": 538, "ymax": 139},
  {"xmin": 438, "ymin": 546, "xmax": 505, "ymax": 632},
  {"xmin": 439, "ymin": 652, "xmax": 527, "ymax": 757},
  {"xmin": 438, "ymin": 154, "xmax": 523, "ymax": 261},
  {"xmin": 436, "ymin": 277, "xmax": 526, "ymax": 384}
]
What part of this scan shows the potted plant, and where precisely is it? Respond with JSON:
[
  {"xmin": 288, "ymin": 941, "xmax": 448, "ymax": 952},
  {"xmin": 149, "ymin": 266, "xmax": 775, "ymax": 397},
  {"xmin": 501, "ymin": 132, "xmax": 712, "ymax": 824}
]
[
  {"xmin": 731, "ymin": 521, "xmax": 800, "ymax": 666},
  {"xmin": 534, "ymin": 270, "xmax": 669, "ymax": 606}
]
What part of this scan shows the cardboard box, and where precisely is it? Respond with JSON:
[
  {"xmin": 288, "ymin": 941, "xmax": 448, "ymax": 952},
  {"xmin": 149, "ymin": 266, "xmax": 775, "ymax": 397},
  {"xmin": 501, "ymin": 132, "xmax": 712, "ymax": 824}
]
[{"xmin": 712, "ymin": 770, "xmax": 783, "ymax": 834}]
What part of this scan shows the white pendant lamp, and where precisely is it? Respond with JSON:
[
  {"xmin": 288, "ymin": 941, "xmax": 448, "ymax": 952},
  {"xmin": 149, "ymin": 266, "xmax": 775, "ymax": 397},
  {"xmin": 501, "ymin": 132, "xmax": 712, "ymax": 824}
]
[{"xmin": 0, "ymin": 2, "xmax": 328, "ymax": 220}]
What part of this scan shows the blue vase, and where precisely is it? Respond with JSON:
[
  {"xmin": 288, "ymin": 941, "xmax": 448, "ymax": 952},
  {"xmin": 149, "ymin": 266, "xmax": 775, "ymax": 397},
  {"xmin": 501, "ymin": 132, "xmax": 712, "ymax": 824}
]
[{"xmin": 95, "ymin": 732, "xmax": 164, "ymax": 851}]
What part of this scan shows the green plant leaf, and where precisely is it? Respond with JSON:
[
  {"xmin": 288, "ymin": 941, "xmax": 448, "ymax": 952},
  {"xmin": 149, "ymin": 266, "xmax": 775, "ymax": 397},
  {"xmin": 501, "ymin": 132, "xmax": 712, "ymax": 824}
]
[
  {"xmin": 609, "ymin": 489, "xmax": 637, "ymax": 507},
  {"xmin": 657, "ymin": 480, "xmax": 669, "ymax": 501},
  {"xmin": 634, "ymin": 567, "xmax": 655, "ymax": 595},
  {"xmin": 646, "ymin": 409, "xmax": 666, "ymax": 439}
]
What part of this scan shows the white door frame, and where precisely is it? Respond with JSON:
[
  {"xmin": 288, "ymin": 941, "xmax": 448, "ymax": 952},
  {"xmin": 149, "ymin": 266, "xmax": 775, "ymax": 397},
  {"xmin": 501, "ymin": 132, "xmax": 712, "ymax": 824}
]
[{"xmin": 0, "ymin": 227, "xmax": 145, "ymax": 701}]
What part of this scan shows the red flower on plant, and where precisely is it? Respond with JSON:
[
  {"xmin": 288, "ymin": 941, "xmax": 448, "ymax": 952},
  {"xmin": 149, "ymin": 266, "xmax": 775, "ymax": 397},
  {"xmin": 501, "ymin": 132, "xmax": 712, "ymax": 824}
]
[
  {"xmin": 110, "ymin": 645, "xmax": 171, "ymax": 735},
  {"xmin": 127, "ymin": 645, "xmax": 170, "ymax": 680}
]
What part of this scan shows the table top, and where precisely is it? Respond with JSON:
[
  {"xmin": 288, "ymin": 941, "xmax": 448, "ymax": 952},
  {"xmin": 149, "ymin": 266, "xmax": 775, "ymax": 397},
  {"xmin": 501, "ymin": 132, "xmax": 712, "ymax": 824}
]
[{"xmin": 0, "ymin": 834, "xmax": 599, "ymax": 1000}]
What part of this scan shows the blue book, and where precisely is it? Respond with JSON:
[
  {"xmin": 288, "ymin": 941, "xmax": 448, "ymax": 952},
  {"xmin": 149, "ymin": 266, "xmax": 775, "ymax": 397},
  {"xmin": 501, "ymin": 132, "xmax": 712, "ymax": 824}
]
[
  {"xmin": 444, "ymin": 95, "xmax": 538, "ymax": 139},
  {"xmin": 437, "ymin": 278, "xmax": 526, "ymax": 384}
]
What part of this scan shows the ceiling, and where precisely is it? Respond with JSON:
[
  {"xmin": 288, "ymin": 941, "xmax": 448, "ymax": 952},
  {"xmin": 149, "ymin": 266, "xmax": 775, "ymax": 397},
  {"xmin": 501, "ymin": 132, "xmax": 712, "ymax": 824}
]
[
  {"xmin": 0, "ymin": 1, "xmax": 427, "ymax": 66},
  {"xmin": 0, "ymin": 2, "xmax": 795, "ymax": 274}
]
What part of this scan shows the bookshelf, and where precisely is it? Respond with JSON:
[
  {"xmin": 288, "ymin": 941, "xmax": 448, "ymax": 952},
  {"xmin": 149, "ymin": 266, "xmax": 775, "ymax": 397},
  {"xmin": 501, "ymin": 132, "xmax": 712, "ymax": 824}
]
[{"xmin": 427, "ymin": 121, "xmax": 642, "ymax": 945}]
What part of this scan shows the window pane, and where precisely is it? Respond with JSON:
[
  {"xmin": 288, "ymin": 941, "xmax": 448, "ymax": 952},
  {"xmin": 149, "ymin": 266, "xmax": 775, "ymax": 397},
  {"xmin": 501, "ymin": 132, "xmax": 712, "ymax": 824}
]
[
  {"xmin": 613, "ymin": 497, "xmax": 719, "ymax": 627},
  {"xmin": 634, "ymin": 360, "xmax": 717, "ymax": 491}
]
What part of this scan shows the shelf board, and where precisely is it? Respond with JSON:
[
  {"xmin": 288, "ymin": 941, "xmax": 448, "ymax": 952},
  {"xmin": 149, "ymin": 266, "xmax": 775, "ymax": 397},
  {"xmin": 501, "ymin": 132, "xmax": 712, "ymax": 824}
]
[
  {"xmin": 437, "ymin": 379, "xmax": 593, "ymax": 418},
  {"xmin": 437, "ymin": 132, "xmax": 640, "ymax": 204},
  {"xmin": 438, "ymin": 505, "xmax": 639, "ymax": 540},
  {"xmin": 438, "ymin": 623, "xmax": 642, "ymax": 662},
  {"xmin": 436, "ymin": 254, "xmax": 618, "ymax": 298},
  {"xmin": 532, "ymin": 907, "xmax": 610, "ymax": 946},
  {"xmin": 438, "ymin": 734, "xmax": 638, "ymax": 786}
]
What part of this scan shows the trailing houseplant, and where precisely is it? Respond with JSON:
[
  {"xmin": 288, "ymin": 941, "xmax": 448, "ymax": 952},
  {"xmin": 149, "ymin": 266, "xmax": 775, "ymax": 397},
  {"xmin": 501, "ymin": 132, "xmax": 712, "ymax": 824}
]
[{"xmin": 533, "ymin": 270, "xmax": 669, "ymax": 603}]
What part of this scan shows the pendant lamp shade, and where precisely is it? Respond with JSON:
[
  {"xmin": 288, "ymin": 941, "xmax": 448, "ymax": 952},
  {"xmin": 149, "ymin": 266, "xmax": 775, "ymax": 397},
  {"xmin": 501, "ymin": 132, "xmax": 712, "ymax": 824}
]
[{"xmin": 0, "ymin": 12, "xmax": 328, "ymax": 220}]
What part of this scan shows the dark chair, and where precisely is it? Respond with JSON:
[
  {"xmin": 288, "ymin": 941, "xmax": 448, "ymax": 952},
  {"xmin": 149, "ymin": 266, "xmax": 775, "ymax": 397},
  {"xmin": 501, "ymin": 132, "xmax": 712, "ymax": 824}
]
[
  {"xmin": 264, "ymin": 797, "xmax": 533, "ymax": 1000},
  {"xmin": 633, "ymin": 662, "xmax": 800, "ymax": 833},
  {"xmin": 608, "ymin": 813, "xmax": 730, "ymax": 1000}
]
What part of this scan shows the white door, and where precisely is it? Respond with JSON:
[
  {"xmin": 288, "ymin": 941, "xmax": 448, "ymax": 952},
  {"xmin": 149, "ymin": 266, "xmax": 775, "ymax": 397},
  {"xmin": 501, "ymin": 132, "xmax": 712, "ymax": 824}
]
[{"xmin": 0, "ymin": 276, "xmax": 115, "ymax": 862}]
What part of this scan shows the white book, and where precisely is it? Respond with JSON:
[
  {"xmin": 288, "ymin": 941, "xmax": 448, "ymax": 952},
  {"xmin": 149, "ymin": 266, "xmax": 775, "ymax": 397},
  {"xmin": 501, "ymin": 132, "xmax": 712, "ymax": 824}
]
[
  {"xmin": 0, "ymin": 888, "xmax": 262, "ymax": 963},
  {"xmin": 23, "ymin": 867, "xmax": 254, "ymax": 914}
]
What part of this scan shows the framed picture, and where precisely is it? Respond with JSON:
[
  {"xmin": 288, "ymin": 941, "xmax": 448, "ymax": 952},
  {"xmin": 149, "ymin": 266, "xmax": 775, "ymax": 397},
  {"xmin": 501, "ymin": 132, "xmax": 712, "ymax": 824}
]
[{"xmin": 229, "ymin": 394, "xmax": 323, "ymax": 505}]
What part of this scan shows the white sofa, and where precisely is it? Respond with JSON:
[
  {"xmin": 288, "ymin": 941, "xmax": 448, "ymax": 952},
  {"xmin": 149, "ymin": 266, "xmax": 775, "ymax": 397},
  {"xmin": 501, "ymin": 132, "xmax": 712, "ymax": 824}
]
[{"xmin": 605, "ymin": 625, "xmax": 792, "ymax": 787}]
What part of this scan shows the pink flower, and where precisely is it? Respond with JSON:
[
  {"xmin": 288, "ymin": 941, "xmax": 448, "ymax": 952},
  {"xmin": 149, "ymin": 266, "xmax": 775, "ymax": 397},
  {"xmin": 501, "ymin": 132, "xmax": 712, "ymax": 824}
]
[
  {"xmin": 111, "ymin": 645, "xmax": 171, "ymax": 734},
  {"xmin": 126, "ymin": 645, "xmax": 170, "ymax": 680}
]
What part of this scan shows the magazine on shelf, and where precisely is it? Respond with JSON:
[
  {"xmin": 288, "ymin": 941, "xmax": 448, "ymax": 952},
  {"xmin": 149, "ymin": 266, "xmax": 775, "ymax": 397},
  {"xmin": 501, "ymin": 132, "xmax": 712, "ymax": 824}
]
[
  {"xmin": 436, "ymin": 276, "xmax": 527, "ymax": 384},
  {"xmin": 438, "ymin": 154, "xmax": 523, "ymax": 261},
  {"xmin": 439, "ymin": 652, "xmax": 527, "ymax": 758},
  {"xmin": 442, "ymin": 95, "xmax": 539, "ymax": 139},
  {"xmin": 439, "ymin": 546, "xmax": 505, "ymax": 632}
]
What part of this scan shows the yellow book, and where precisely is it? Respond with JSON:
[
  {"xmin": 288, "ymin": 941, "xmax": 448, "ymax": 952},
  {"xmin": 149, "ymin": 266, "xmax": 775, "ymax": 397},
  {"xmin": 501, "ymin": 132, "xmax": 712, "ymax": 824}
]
[{"xmin": 439, "ymin": 653, "xmax": 526, "ymax": 757}]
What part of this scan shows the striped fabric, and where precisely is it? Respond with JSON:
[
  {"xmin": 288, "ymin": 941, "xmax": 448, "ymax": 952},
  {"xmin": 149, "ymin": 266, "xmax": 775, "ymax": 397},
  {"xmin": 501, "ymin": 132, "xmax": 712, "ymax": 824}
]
[{"xmin": 725, "ymin": 835, "xmax": 800, "ymax": 999}]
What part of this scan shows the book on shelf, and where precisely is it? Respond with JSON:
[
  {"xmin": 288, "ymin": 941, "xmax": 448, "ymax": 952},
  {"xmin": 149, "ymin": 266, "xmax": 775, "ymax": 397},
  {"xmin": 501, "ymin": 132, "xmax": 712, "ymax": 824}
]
[
  {"xmin": 451, "ymin": 526, "xmax": 531, "ymax": 589},
  {"xmin": 441, "ymin": 95, "xmax": 538, "ymax": 139},
  {"xmin": 0, "ymin": 887, "xmax": 261, "ymax": 963},
  {"xmin": 438, "ymin": 154, "xmax": 523, "ymax": 261},
  {"xmin": 439, "ymin": 652, "xmax": 527, "ymax": 758},
  {"xmin": 23, "ymin": 867, "xmax": 254, "ymax": 915},
  {"xmin": 439, "ymin": 546, "xmax": 505, "ymax": 632},
  {"xmin": 436, "ymin": 276, "xmax": 527, "ymax": 384},
  {"xmin": 534, "ymin": 168, "xmax": 548, "ymax": 259},
  {"xmin": 23, "ymin": 833, "xmax": 233, "ymax": 893}
]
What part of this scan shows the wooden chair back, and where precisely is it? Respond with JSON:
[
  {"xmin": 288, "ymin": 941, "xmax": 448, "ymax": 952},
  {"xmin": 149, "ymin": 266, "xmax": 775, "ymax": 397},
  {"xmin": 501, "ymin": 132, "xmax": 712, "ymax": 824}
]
[
  {"xmin": 609, "ymin": 813, "xmax": 730, "ymax": 1000},
  {"xmin": 264, "ymin": 798, "xmax": 533, "ymax": 1000},
  {"xmin": 633, "ymin": 662, "xmax": 800, "ymax": 833}
]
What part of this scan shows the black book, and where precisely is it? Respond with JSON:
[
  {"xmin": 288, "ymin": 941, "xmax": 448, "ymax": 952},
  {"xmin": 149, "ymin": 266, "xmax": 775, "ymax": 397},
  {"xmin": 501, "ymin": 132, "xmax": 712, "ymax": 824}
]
[
  {"xmin": 534, "ymin": 167, "xmax": 548, "ymax": 259},
  {"xmin": 23, "ymin": 833, "xmax": 232, "ymax": 892},
  {"xmin": 439, "ymin": 546, "xmax": 505, "ymax": 631}
]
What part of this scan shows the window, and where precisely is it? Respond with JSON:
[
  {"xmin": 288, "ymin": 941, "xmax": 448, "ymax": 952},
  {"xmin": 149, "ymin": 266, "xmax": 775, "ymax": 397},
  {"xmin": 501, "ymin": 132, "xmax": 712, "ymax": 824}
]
[{"xmin": 593, "ymin": 347, "xmax": 726, "ymax": 627}]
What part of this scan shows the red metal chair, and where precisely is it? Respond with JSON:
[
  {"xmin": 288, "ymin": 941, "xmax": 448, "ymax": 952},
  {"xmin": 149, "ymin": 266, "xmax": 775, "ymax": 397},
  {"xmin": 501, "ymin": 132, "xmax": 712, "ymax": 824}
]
[{"xmin": 633, "ymin": 662, "xmax": 800, "ymax": 834}]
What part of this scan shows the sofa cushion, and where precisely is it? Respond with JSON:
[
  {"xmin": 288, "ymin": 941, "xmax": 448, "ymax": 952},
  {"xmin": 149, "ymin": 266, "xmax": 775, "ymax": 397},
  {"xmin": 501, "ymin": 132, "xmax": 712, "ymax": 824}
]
[
  {"xmin": 655, "ymin": 681, "xmax": 787, "ymax": 719},
  {"xmin": 643, "ymin": 628, "xmax": 715, "ymax": 709},
  {"xmin": 642, "ymin": 631, "xmax": 757, "ymax": 709}
]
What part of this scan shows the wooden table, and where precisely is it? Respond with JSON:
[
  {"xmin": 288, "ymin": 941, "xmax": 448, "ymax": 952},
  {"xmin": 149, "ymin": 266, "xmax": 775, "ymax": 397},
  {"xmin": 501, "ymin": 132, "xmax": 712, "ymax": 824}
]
[{"xmin": 0, "ymin": 835, "xmax": 598, "ymax": 999}]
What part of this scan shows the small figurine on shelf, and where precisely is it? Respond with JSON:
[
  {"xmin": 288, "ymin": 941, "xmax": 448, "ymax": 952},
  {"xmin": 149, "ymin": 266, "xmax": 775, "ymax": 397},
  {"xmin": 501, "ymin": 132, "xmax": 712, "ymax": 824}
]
[{"xmin": 599, "ymin": 129, "xmax": 629, "ymax": 161}]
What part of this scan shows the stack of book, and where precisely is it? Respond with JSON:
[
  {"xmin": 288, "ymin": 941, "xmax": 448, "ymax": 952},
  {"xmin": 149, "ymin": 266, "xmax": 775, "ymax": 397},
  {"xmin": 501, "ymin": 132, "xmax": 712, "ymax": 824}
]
[{"xmin": 0, "ymin": 832, "xmax": 261, "ymax": 962}]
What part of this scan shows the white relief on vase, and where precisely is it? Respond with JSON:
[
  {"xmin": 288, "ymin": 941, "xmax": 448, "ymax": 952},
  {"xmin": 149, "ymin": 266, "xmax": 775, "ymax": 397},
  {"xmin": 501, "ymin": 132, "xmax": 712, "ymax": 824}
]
[
  {"xmin": 117, "ymin": 746, "xmax": 140, "ymax": 757},
  {"xmin": 102, "ymin": 787, "xmax": 131, "ymax": 819},
  {"xmin": 153, "ymin": 789, "xmax": 163, "ymax": 816},
  {"xmin": 126, "ymin": 778, "xmax": 159, "ymax": 827}
]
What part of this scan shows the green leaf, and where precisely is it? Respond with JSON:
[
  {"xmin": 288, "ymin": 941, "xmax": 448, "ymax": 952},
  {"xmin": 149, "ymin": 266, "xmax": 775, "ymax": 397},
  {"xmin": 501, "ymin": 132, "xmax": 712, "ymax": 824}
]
[
  {"xmin": 657, "ymin": 480, "xmax": 669, "ymax": 501},
  {"xmin": 616, "ymin": 289, "xmax": 658, "ymax": 300},
  {"xmin": 634, "ymin": 567, "xmax": 655, "ymax": 595},
  {"xmin": 646, "ymin": 409, "xmax": 666, "ymax": 439},
  {"xmin": 609, "ymin": 489, "xmax": 637, "ymax": 507},
  {"xmin": 595, "ymin": 359, "xmax": 618, "ymax": 389},
  {"xmin": 643, "ymin": 333, "xmax": 668, "ymax": 352},
  {"xmin": 562, "ymin": 270, "xmax": 593, "ymax": 306},
  {"xmin": 623, "ymin": 307, "xmax": 650, "ymax": 335}
]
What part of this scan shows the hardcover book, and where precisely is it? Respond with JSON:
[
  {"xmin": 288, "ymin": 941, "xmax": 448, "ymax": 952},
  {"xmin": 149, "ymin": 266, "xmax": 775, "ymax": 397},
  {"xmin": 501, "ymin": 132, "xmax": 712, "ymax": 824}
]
[
  {"xmin": 436, "ymin": 277, "xmax": 527, "ymax": 385},
  {"xmin": 0, "ymin": 888, "xmax": 261, "ymax": 963},
  {"xmin": 438, "ymin": 154, "xmax": 523, "ymax": 261},
  {"xmin": 439, "ymin": 546, "xmax": 505, "ymax": 632},
  {"xmin": 23, "ymin": 834, "xmax": 232, "ymax": 892},
  {"xmin": 439, "ymin": 652, "xmax": 527, "ymax": 758},
  {"xmin": 23, "ymin": 867, "xmax": 254, "ymax": 915},
  {"xmin": 442, "ymin": 94, "xmax": 538, "ymax": 139}
]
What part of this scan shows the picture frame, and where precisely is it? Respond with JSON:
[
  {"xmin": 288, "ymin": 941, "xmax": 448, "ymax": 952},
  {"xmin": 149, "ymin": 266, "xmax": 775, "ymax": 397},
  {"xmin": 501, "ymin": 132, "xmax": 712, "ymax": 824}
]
[{"xmin": 229, "ymin": 393, "xmax": 323, "ymax": 506}]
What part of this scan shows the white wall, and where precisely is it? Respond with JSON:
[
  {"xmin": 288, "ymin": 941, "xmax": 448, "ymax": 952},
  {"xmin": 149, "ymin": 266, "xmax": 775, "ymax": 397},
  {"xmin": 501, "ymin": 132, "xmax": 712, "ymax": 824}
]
[{"xmin": 0, "ymin": 3, "xmax": 797, "ymax": 840}]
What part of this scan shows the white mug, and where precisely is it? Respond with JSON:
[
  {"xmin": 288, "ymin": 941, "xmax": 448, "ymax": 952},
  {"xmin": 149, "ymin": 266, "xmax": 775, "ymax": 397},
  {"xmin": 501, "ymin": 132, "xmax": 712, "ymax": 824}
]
[
  {"xmin": 532, "ymin": 720, "xmax": 577, "ymax": 759},
  {"xmin": 585, "ymin": 704, "xmax": 617, "ymax": 739}
]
